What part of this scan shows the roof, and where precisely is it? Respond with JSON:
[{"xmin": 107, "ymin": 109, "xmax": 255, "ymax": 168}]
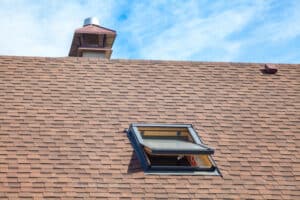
[{"xmin": 0, "ymin": 55, "xmax": 299, "ymax": 199}]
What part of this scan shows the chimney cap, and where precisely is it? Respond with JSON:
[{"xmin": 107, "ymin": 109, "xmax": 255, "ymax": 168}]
[{"xmin": 83, "ymin": 17, "xmax": 100, "ymax": 27}]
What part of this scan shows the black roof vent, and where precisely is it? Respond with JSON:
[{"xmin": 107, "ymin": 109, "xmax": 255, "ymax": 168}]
[{"xmin": 262, "ymin": 64, "xmax": 278, "ymax": 74}]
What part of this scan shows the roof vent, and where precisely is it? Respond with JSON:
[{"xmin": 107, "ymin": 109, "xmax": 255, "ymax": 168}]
[
  {"xmin": 262, "ymin": 64, "xmax": 278, "ymax": 74},
  {"xmin": 83, "ymin": 17, "xmax": 100, "ymax": 27}
]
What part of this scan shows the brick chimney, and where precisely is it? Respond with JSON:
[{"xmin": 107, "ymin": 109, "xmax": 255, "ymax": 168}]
[{"xmin": 68, "ymin": 17, "xmax": 116, "ymax": 59}]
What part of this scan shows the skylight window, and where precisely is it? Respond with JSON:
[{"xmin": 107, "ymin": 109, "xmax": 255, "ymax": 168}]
[{"xmin": 127, "ymin": 124, "xmax": 221, "ymax": 175}]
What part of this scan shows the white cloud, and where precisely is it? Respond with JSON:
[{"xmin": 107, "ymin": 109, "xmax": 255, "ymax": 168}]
[
  {"xmin": 0, "ymin": 0, "xmax": 116, "ymax": 57},
  {"xmin": 117, "ymin": 1, "xmax": 266, "ymax": 61},
  {"xmin": 247, "ymin": 1, "xmax": 300, "ymax": 43}
]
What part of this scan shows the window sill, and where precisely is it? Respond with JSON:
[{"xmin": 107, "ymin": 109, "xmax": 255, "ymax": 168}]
[{"xmin": 145, "ymin": 169, "xmax": 221, "ymax": 176}]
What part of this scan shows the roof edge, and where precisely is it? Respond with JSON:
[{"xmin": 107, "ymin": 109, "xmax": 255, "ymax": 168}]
[{"xmin": 0, "ymin": 55, "xmax": 299, "ymax": 65}]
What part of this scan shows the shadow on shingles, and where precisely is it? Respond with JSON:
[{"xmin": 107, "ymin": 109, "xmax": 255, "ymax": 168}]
[
  {"xmin": 127, "ymin": 151, "xmax": 143, "ymax": 173},
  {"xmin": 260, "ymin": 69, "xmax": 279, "ymax": 75}
]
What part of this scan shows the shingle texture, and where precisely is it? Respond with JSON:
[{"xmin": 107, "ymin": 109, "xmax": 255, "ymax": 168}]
[{"xmin": 0, "ymin": 56, "xmax": 299, "ymax": 199}]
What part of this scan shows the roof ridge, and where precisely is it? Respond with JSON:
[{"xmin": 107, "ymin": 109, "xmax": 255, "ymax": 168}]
[{"xmin": 0, "ymin": 55, "xmax": 299, "ymax": 66}]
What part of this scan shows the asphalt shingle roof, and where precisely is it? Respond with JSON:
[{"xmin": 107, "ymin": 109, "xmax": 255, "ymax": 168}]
[{"xmin": 0, "ymin": 56, "xmax": 299, "ymax": 199}]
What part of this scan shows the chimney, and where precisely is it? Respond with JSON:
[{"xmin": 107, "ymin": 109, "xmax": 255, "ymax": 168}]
[{"xmin": 68, "ymin": 17, "xmax": 116, "ymax": 59}]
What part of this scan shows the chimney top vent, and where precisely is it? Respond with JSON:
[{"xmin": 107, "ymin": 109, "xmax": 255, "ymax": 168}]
[
  {"xmin": 69, "ymin": 17, "xmax": 116, "ymax": 59},
  {"xmin": 83, "ymin": 17, "xmax": 100, "ymax": 27}
]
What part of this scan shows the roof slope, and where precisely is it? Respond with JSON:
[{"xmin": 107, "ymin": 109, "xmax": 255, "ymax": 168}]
[{"xmin": 0, "ymin": 56, "xmax": 299, "ymax": 199}]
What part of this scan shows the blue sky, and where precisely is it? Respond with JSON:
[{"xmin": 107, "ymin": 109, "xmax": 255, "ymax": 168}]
[{"xmin": 0, "ymin": 0, "xmax": 299, "ymax": 63}]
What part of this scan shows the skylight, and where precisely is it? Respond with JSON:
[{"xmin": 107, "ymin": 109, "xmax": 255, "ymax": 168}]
[{"xmin": 127, "ymin": 123, "xmax": 221, "ymax": 175}]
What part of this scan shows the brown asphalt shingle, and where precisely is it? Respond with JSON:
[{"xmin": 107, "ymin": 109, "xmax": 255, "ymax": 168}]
[{"xmin": 0, "ymin": 56, "xmax": 299, "ymax": 199}]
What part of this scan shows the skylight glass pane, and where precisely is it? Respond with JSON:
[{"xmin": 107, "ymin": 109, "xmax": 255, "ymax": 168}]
[{"xmin": 143, "ymin": 139, "xmax": 214, "ymax": 154}]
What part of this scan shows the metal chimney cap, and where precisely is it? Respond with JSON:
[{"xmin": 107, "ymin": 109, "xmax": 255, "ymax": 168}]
[{"xmin": 83, "ymin": 17, "xmax": 100, "ymax": 27}]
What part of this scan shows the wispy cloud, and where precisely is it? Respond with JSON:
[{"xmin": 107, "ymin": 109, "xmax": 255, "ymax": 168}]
[
  {"xmin": 0, "ymin": 0, "xmax": 299, "ymax": 63},
  {"xmin": 113, "ymin": 0, "xmax": 300, "ymax": 63},
  {"xmin": 0, "ymin": 0, "xmax": 115, "ymax": 57}
]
